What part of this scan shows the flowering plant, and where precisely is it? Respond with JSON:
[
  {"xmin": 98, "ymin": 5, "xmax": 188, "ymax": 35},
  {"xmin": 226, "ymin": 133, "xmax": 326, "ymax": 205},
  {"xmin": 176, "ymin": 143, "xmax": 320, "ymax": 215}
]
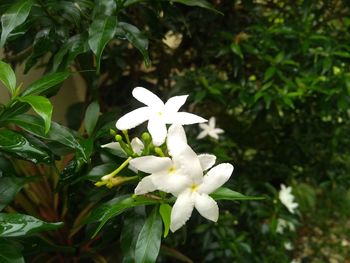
[{"xmin": 91, "ymin": 87, "xmax": 261, "ymax": 260}]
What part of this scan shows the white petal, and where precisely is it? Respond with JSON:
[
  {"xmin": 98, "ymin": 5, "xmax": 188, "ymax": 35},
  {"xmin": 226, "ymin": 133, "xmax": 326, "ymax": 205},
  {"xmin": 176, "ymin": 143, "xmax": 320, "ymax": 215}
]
[
  {"xmin": 152, "ymin": 173, "xmax": 191, "ymax": 195},
  {"xmin": 164, "ymin": 95, "xmax": 188, "ymax": 113},
  {"xmin": 131, "ymin": 137, "xmax": 144, "ymax": 154},
  {"xmin": 170, "ymin": 190, "xmax": 195, "ymax": 232},
  {"xmin": 134, "ymin": 176, "xmax": 157, "ymax": 195},
  {"xmin": 167, "ymin": 124, "xmax": 187, "ymax": 156},
  {"xmin": 209, "ymin": 117, "xmax": 216, "ymax": 128},
  {"xmin": 116, "ymin": 107, "xmax": 150, "ymax": 130},
  {"xmin": 132, "ymin": 87, "xmax": 164, "ymax": 109},
  {"xmin": 199, "ymin": 163, "xmax": 234, "ymax": 194},
  {"xmin": 214, "ymin": 128, "xmax": 224, "ymax": 134},
  {"xmin": 208, "ymin": 131, "xmax": 219, "ymax": 140},
  {"xmin": 129, "ymin": 156, "xmax": 172, "ymax": 173},
  {"xmin": 172, "ymin": 145, "xmax": 203, "ymax": 184},
  {"xmin": 198, "ymin": 154, "xmax": 216, "ymax": 171},
  {"xmin": 196, "ymin": 130, "xmax": 208, "ymax": 139},
  {"xmin": 101, "ymin": 142, "xmax": 123, "ymax": 151},
  {"xmin": 173, "ymin": 112, "xmax": 207, "ymax": 125},
  {"xmin": 101, "ymin": 142, "xmax": 127, "ymax": 157},
  {"xmin": 147, "ymin": 117, "xmax": 167, "ymax": 146},
  {"xmin": 194, "ymin": 194, "xmax": 219, "ymax": 222}
]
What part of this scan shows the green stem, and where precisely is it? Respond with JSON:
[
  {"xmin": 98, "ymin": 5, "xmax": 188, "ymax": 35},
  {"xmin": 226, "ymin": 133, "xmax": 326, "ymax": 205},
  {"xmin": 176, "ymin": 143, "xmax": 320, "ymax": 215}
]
[{"xmin": 102, "ymin": 156, "xmax": 132, "ymax": 179}]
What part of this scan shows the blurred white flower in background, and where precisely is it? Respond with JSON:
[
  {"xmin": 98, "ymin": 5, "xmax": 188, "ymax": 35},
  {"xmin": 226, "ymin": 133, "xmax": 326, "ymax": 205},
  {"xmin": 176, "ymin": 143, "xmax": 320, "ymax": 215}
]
[
  {"xmin": 279, "ymin": 184, "xmax": 298, "ymax": 214},
  {"xmin": 116, "ymin": 87, "xmax": 206, "ymax": 146},
  {"xmin": 197, "ymin": 116, "xmax": 224, "ymax": 140},
  {"xmin": 276, "ymin": 218, "xmax": 296, "ymax": 234},
  {"xmin": 284, "ymin": 242, "xmax": 293, "ymax": 251}
]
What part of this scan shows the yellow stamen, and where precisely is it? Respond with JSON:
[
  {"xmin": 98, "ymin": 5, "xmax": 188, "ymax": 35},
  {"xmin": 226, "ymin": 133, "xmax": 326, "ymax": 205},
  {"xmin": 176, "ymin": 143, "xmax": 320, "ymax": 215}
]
[{"xmin": 191, "ymin": 184, "xmax": 198, "ymax": 192}]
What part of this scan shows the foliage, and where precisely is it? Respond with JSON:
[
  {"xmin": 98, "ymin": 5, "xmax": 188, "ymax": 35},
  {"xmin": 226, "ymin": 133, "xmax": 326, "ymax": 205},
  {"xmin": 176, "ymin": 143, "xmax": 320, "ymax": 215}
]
[{"xmin": 1, "ymin": 0, "xmax": 350, "ymax": 262}]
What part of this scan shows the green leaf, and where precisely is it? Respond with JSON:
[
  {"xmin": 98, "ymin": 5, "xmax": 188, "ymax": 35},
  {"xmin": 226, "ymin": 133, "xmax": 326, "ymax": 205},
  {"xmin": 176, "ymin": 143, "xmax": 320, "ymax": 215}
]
[
  {"xmin": 78, "ymin": 163, "xmax": 116, "ymax": 182},
  {"xmin": 231, "ymin": 43, "xmax": 243, "ymax": 59},
  {"xmin": 166, "ymin": 0, "xmax": 221, "ymax": 14},
  {"xmin": 0, "ymin": 0, "xmax": 33, "ymax": 48},
  {"xmin": 159, "ymin": 203, "xmax": 171, "ymax": 238},
  {"xmin": 0, "ymin": 213, "xmax": 63, "ymax": 237},
  {"xmin": 118, "ymin": 22, "xmax": 150, "ymax": 66},
  {"xmin": 0, "ymin": 129, "xmax": 52, "ymax": 164},
  {"xmin": 52, "ymin": 34, "xmax": 89, "ymax": 72},
  {"xmin": 16, "ymin": 96, "xmax": 53, "ymax": 133},
  {"xmin": 21, "ymin": 71, "xmax": 70, "ymax": 96},
  {"xmin": 0, "ymin": 60, "xmax": 16, "ymax": 95},
  {"xmin": 135, "ymin": 208, "xmax": 162, "ymax": 263},
  {"xmin": 90, "ymin": 195, "xmax": 161, "ymax": 238},
  {"xmin": 84, "ymin": 101, "xmax": 100, "ymax": 136},
  {"xmin": 3, "ymin": 114, "xmax": 88, "ymax": 161},
  {"xmin": 264, "ymin": 66, "xmax": 276, "ymax": 82},
  {"xmin": 121, "ymin": 211, "xmax": 145, "ymax": 263},
  {"xmin": 0, "ymin": 239, "xmax": 24, "ymax": 263},
  {"xmin": 210, "ymin": 187, "xmax": 264, "ymax": 201},
  {"xmin": 88, "ymin": 16, "xmax": 117, "ymax": 73},
  {"xmin": 0, "ymin": 176, "xmax": 36, "ymax": 211}
]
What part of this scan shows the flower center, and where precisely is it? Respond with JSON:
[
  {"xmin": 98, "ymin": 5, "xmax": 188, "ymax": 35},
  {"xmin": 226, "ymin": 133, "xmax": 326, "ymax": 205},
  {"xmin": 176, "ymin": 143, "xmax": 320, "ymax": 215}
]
[
  {"xmin": 190, "ymin": 184, "xmax": 198, "ymax": 192},
  {"xmin": 167, "ymin": 166, "xmax": 176, "ymax": 174}
]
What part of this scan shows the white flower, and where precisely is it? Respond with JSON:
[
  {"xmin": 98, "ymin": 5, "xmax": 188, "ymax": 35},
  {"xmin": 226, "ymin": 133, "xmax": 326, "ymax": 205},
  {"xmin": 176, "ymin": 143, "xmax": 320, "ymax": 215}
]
[
  {"xmin": 284, "ymin": 242, "xmax": 293, "ymax": 251},
  {"xmin": 130, "ymin": 124, "xmax": 234, "ymax": 232},
  {"xmin": 116, "ymin": 87, "xmax": 206, "ymax": 146},
  {"xmin": 101, "ymin": 137, "xmax": 144, "ymax": 157},
  {"xmin": 130, "ymin": 124, "xmax": 205, "ymax": 195},
  {"xmin": 170, "ymin": 162, "xmax": 234, "ymax": 232},
  {"xmin": 197, "ymin": 116, "xmax": 224, "ymax": 140},
  {"xmin": 279, "ymin": 184, "xmax": 298, "ymax": 214},
  {"xmin": 276, "ymin": 218, "xmax": 295, "ymax": 234}
]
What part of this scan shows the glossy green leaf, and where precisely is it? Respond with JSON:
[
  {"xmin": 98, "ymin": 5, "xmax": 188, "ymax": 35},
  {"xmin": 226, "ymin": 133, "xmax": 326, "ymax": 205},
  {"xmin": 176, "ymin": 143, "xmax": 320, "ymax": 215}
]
[
  {"xmin": 77, "ymin": 163, "xmax": 116, "ymax": 182},
  {"xmin": 0, "ymin": 129, "xmax": 52, "ymax": 164},
  {"xmin": 91, "ymin": 195, "xmax": 161, "ymax": 238},
  {"xmin": 52, "ymin": 34, "xmax": 89, "ymax": 72},
  {"xmin": 16, "ymin": 96, "xmax": 53, "ymax": 133},
  {"xmin": 21, "ymin": 71, "xmax": 70, "ymax": 96},
  {"xmin": 0, "ymin": 239, "xmax": 24, "ymax": 263},
  {"xmin": 159, "ymin": 203, "xmax": 171, "ymax": 238},
  {"xmin": 88, "ymin": 16, "xmax": 117, "ymax": 72},
  {"xmin": 0, "ymin": 0, "xmax": 33, "ymax": 48},
  {"xmin": 121, "ymin": 211, "xmax": 145, "ymax": 263},
  {"xmin": 165, "ymin": 0, "xmax": 220, "ymax": 13},
  {"xmin": 84, "ymin": 101, "xmax": 100, "ymax": 136},
  {"xmin": 0, "ymin": 176, "xmax": 36, "ymax": 211},
  {"xmin": 93, "ymin": 0, "xmax": 116, "ymax": 17},
  {"xmin": 118, "ymin": 22, "xmax": 150, "ymax": 66},
  {"xmin": 4, "ymin": 114, "xmax": 87, "ymax": 161},
  {"xmin": 135, "ymin": 208, "xmax": 162, "ymax": 263},
  {"xmin": 0, "ymin": 60, "xmax": 16, "ymax": 95},
  {"xmin": 0, "ymin": 213, "xmax": 63, "ymax": 237},
  {"xmin": 211, "ymin": 187, "xmax": 264, "ymax": 201}
]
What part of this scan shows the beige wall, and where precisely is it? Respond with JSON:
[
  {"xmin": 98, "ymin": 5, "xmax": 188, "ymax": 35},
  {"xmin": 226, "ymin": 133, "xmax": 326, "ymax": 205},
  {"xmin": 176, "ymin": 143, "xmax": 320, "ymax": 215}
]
[{"xmin": 0, "ymin": 54, "xmax": 86, "ymax": 125}]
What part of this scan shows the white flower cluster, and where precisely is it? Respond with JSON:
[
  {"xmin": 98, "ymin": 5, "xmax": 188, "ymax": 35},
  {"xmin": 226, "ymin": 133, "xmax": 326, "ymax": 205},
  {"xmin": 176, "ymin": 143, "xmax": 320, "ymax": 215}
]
[{"xmin": 112, "ymin": 87, "xmax": 234, "ymax": 232}]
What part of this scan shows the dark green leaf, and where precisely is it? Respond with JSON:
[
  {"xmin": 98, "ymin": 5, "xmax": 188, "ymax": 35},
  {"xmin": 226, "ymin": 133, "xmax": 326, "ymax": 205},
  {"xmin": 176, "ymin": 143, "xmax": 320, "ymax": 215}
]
[
  {"xmin": 21, "ymin": 71, "xmax": 70, "ymax": 96},
  {"xmin": 0, "ymin": 176, "xmax": 36, "ymax": 211},
  {"xmin": 231, "ymin": 43, "xmax": 243, "ymax": 59},
  {"xmin": 16, "ymin": 96, "xmax": 52, "ymax": 133},
  {"xmin": 166, "ymin": 0, "xmax": 221, "ymax": 13},
  {"xmin": 210, "ymin": 187, "xmax": 264, "ymax": 201},
  {"xmin": 159, "ymin": 203, "xmax": 171, "ymax": 238},
  {"xmin": 0, "ymin": 129, "xmax": 52, "ymax": 164},
  {"xmin": 264, "ymin": 66, "xmax": 276, "ymax": 82},
  {"xmin": 121, "ymin": 210, "xmax": 145, "ymax": 263},
  {"xmin": 88, "ymin": 16, "xmax": 117, "ymax": 72},
  {"xmin": 78, "ymin": 163, "xmax": 116, "ymax": 182},
  {"xmin": 84, "ymin": 101, "xmax": 100, "ymax": 136},
  {"xmin": 0, "ymin": 0, "xmax": 33, "ymax": 48},
  {"xmin": 118, "ymin": 22, "xmax": 150, "ymax": 66},
  {"xmin": 0, "ymin": 239, "xmax": 24, "ymax": 263},
  {"xmin": 135, "ymin": 208, "xmax": 162, "ymax": 263},
  {"xmin": 0, "ymin": 60, "xmax": 16, "ymax": 95},
  {"xmin": 0, "ymin": 213, "xmax": 63, "ymax": 237},
  {"xmin": 91, "ymin": 195, "xmax": 161, "ymax": 238}
]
